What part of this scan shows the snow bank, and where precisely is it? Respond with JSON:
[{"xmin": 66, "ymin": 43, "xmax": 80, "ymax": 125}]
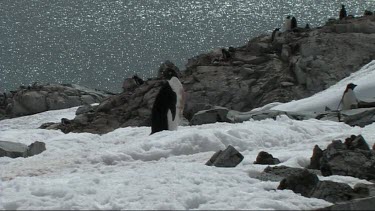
[{"xmin": 271, "ymin": 60, "xmax": 375, "ymax": 113}]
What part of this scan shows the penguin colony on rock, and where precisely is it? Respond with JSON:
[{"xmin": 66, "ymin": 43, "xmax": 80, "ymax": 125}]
[{"xmin": 148, "ymin": 5, "xmax": 371, "ymax": 134}]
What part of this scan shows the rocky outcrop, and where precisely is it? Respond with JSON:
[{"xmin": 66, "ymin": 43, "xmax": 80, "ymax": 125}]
[
  {"xmin": 319, "ymin": 135, "xmax": 375, "ymax": 180},
  {"xmin": 0, "ymin": 141, "xmax": 46, "ymax": 158},
  {"xmin": 42, "ymin": 15, "xmax": 375, "ymax": 134},
  {"xmin": 205, "ymin": 145, "xmax": 244, "ymax": 167},
  {"xmin": 277, "ymin": 168, "xmax": 371, "ymax": 204},
  {"xmin": 0, "ymin": 83, "xmax": 111, "ymax": 118}
]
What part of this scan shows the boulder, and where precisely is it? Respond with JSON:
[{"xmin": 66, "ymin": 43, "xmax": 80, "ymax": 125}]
[
  {"xmin": 320, "ymin": 135, "xmax": 375, "ymax": 180},
  {"xmin": 277, "ymin": 169, "xmax": 319, "ymax": 197},
  {"xmin": 0, "ymin": 141, "xmax": 46, "ymax": 158},
  {"xmin": 253, "ymin": 151, "xmax": 281, "ymax": 165},
  {"xmin": 205, "ymin": 145, "xmax": 244, "ymax": 167},
  {"xmin": 277, "ymin": 168, "xmax": 370, "ymax": 203},
  {"xmin": 321, "ymin": 197, "xmax": 375, "ymax": 210},
  {"xmin": 6, "ymin": 83, "xmax": 110, "ymax": 117},
  {"xmin": 254, "ymin": 165, "xmax": 321, "ymax": 182}
]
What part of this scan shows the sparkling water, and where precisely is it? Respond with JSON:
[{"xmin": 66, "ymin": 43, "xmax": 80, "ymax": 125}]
[{"xmin": 1, "ymin": 0, "xmax": 374, "ymax": 92}]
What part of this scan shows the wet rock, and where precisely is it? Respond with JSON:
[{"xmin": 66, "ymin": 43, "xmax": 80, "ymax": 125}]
[
  {"xmin": 320, "ymin": 196, "xmax": 375, "ymax": 210},
  {"xmin": 27, "ymin": 141, "xmax": 46, "ymax": 157},
  {"xmin": 206, "ymin": 145, "xmax": 244, "ymax": 167},
  {"xmin": 253, "ymin": 151, "xmax": 281, "ymax": 165}
]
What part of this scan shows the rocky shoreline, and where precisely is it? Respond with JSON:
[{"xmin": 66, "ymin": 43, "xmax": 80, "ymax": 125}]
[{"xmin": 33, "ymin": 15, "xmax": 375, "ymax": 134}]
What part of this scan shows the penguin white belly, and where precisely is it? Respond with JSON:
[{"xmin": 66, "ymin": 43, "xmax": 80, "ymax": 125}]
[
  {"xmin": 342, "ymin": 90, "xmax": 358, "ymax": 110},
  {"xmin": 167, "ymin": 109, "xmax": 179, "ymax": 131}
]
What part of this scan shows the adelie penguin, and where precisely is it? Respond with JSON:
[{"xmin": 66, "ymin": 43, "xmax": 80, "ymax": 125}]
[
  {"xmin": 283, "ymin": 16, "xmax": 297, "ymax": 32},
  {"xmin": 339, "ymin": 5, "xmax": 347, "ymax": 20},
  {"xmin": 150, "ymin": 72, "xmax": 185, "ymax": 134},
  {"xmin": 339, "ymin": 83, "xmax": 358, "ymax": 110}
]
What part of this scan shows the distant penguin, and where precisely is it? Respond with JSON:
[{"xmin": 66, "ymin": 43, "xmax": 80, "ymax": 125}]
[
  {"xmin": 271, "ymin": 28, "xmax": 280, "ymax": 42},
  {"xmin": 340, "ymin": 5, "xmax": 347, "ymax": 20},
  {"xmin": 283, "ymin": 16, "xmax": 292, "ymax": 31},
  {"xmin": 132, "ymin": 74, "xmax": 144, "ymax": 85},
  {"xmin": 150, "ymin": 75, "xmax": 185, "ymax": 134},
  {"xmin": 221, "ymin": 48, "xmax": 231, "ymax": 61},
  {"xmin": 291, "ymin": 16, "xmax": 297, "ymax": 30},
  {"xmin": 340, "ymin": 83, "xmax": 358, "ymax": 110},
  {"xmin": 305, "ymin": 24, "xmax": 310, "ymax": 29}
]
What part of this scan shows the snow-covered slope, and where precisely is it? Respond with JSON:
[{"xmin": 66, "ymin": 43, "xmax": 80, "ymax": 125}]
[
  {"xmin": 271, "ymin": 60, "xmax": 375, "ymax": 113},
  {"xmin": 1, "ymin": 61, "xmax": 375, "ymax": 210}
]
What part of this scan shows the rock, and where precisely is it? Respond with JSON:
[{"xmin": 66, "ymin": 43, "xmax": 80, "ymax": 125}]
[
  {"xmin": 277, "ymin": 168, "xmax": 369, "ymax": 204},
  {"xmin": 277, "ymin": 169, "xmax": 319, "ymax": 197},
  {"xmin": 340, "ymin": 108, "xmax": 375, "ymax": 127},
  {"xmin": 76, "ymin": 104, "xmax": 95, "ymax": 116},
  {"xmin": 320, "ymin": 136, "xmax": 375, "ymax": 180},
  {"xmin": 190, "ymin": 106, "xmax": 230, "ymax": 125},
  {"xmin": 122, "ymin": 77, "xmax": 138, "ymax": 92},
  {"xmin": 344, "ymin": 135, "xmax": 370, "ymax": 151},
  {"xmin": 321, "ymin": 196, "xmax": 375, "ymax": 210},
  {"xmin": 6, "ymin": 84, "xmax": 110, "ymax": 117},
  {"xmin": 0, "ymin": 141, "xmax": 28, "ymax": 158},
  {"xmin": 256, "ymin": 165, "xmax": 320, "ymax": 182},
  {"xmin": 253, "ymin": 151, "xmax": 281, "ymax": 165},
  {"xmin": 308, "ymin": 145, "xmax": 324, "ymax": 170},
  {"xmin": 27, "ymin": 141, "xmax": 46, "ymax": 157},
  {"xmin": 311, "ymin": 181, "xmax": 367, "ymax": 203},
  {"xmin": 0, "ymin": 141, "xmax": 46, "ymax": 158},
  {"xmin": 205, "ymin": 145, "xmax": 244, "ymax": 167}
]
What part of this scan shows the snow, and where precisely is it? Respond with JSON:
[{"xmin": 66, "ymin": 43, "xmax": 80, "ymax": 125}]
[
  {"xmin": 271, "ymin": 60, "xmax": 375, "ymax": 113},
  {"xmin": 1, "ymin": 61, "xmax": 375, "ymax": 210}
]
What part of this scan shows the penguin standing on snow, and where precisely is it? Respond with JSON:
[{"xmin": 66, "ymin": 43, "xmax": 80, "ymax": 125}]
[
  {"xmin": 339, "ymin": 83, "xmax": 358, "ymax": 110},
  {"xmin": 150, "ymin": 73, "xmax": 185, "ymax": 134}
]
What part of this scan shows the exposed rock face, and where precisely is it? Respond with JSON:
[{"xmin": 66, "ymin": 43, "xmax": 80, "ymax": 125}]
[
  {"xmin": 190, "ymin": 106, "xmax": 230, "ymax": 126},
  {"xmin": 0, "ymin": 141, "xmax": 46, "ymax": 158},
  {"xmin": 253, "ymin": 151, "xmax": 281, "ymax": 165},
  {"xmin": 320, "ymin": 135, "xmax": 375, "ymax": 180},
  {"xmin": 42, "ymin": 15, "xmax": 375, "ymax": 134},
  {"xmin": 205, "ymin": 145, "xmax": 244, "ymax": 167},
  {"xmin": 1, "ymin": 83, "xmax": 111, "ymax": 118}
]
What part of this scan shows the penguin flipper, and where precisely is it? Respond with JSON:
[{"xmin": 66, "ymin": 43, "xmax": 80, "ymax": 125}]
[{"xmin": 169, "ymin": 92, "xmax": 177, "ymax": 121}]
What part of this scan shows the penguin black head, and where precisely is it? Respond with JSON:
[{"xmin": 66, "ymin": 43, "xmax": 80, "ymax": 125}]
[
  {"xmin": 286, "ymin": 15, "xmax": 291, "ymax": 19},
  {"xmin": 346, "ymin": 83, "xmax": 357, "ymax": 90},
  {"xmin": 341, "ymin": 5, "xmax": 345, "ymax": 9},
  {"xmin": 164, "ymin": 68, "xmax": 179, "ymax": 80}
]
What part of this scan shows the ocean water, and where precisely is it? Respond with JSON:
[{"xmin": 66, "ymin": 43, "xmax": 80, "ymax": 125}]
[{"xmin": 1, "ymin": 0, "xmax": 374, "ymax": 93}]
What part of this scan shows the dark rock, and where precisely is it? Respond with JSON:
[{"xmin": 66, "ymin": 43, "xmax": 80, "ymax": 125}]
[
  {"xmin": 340, "ymin": 108, "xmax": 375, "ymax": 127},
  {"xmin": 27, "ymin": 141, "xmax": 46, "ymax": 157},
  {"xmin": 205, "ymin": 145, "xmax": 244, "ymax": 167},
  {"xmin": 75, "ymin": 104, "xmax": 95, "ymax": 116},
  {"xmin": 256, "ymin": 165, "xmax": 321, "ymax": 182},
  {"xmin": 308, "ymin": 145, "xmax": 324, "ymax": 170},
  {"xmin": 311, "ymin": 181, "xmax": 366, "ymax": 203},
  {"xmin": 345, "ymin": 135, "xmax": 370, "ymax": 151},
  {"xmin": 320, "ymin": 137, "xmax": 375, "ymax": 180},
  {"xmin": 253, "ymin": 151, "xmax": 281, "ymax": 165},
  {"xmin": 277, "ymin": 169, "xmax": 319, "ymax": 197},
  {"xmin": 320, "ymin": 197, "xmax": 375, "ymax": 210}
]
